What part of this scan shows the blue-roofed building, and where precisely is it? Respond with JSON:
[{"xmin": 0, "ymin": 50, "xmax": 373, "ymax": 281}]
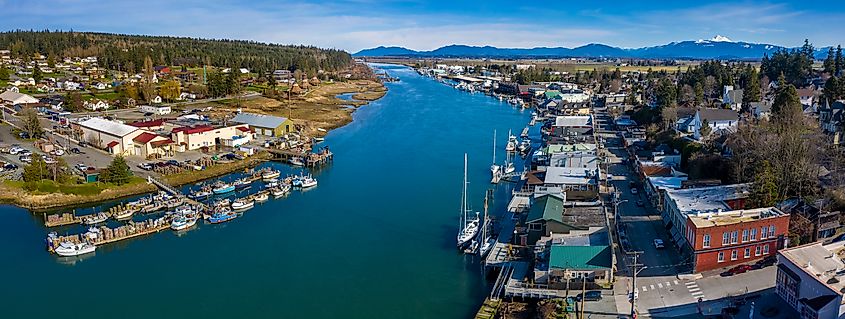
[{"xmin": 230, "ymin": 112, "xmax": 294, "ymax": 137}]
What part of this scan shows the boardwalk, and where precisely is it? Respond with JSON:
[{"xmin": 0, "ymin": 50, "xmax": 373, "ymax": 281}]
[{"xmin": 485, "ymin": 214, "xmax": 516, "ymax": 267}]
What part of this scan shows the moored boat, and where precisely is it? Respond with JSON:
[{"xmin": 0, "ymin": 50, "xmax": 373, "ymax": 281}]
[
  {"xmin": 83, "ymin": 212, "xmax": 108, "ymax": 225},
  {"xmin": 271, "ymin": 184, "xmax": 291, "ymax": 198},
  {"xmin": 261, "ymin": 170, "xmax": 281, "ymax": 181},
  {"xmin": 54, "ymin": 242, "xmax": 96, "ymax": 257},
  {"xmin": 289, "ymin": 157, "xmax": 305, "ymax": 166},
  {"xmin": 231, "ymin": 198, "xmax": 255, "ymax": 211},
  {"xmin": 252, "ymin": 192, "xmax": 269, "ymax": 203},
  {"xmin": 505, "ymin": 130, "xmax": 517, "ymax": 152},
  {"xmin": 170, "ymin": 216, "xmax": 197, "ymax": 231},
  {"xmin": 212, "ymin": 182, "xmax": 235, "ymax": 194},
  {"xmin": 208, "ymin": 208, "xmax": 237, "ymax": 224},
  {"xmin": 113, "ymin": 208, "xmax": 135, "ymax": 220},
  {"xmin": 299, "ymin": 175, "xmax": 318, "ymax": 188}
]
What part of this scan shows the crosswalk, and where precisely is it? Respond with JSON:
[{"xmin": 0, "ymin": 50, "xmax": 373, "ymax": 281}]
[
  {"xmin": 638, "ymin": 280, "xmax": 680, "ymax": 292},
  {"xmin": 685, "ymin": 281, "xmax": 705, "ymax": 300}
]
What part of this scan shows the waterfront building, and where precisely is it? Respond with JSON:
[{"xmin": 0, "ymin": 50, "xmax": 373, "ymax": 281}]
[
  {"xmin": 776, "ymin": 241, "xmax": 845, "ymax": 319},
  {"xmin": 662, "ymin": 183, "xmax": 750, "ymax": 245},
  {"xmin": 170, "ymin": 123, "xmax": 253, "ymax": 151},
  {"xmin": 231, "ymin": 112, "xmax": 294, "ymax": 137},
  {"xmin": 684, "ymin": 207, "xmax": 789, "ymax": 272},
  {"xmin": 534, "ymin": 227, "xmax": 614, "ymax": 287},
  {"xmin": 74, "ymin": 117, "xmax": 172, "ymax": 157}
]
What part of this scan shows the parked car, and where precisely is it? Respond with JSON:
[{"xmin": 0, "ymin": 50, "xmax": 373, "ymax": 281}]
[
  {"xmin": 576, "ymin": 291, "xmax": 603, "ymax": 302},
  {"xmin": 51, "ymin": 148, "xmax": 65, "ymax": 156},
  {"xmin": 138, "ymin": 163, "xmax": 153, "ymax": 171},
  {"xmin": 18, "ymin": 149, "xmax": 32, "ymax": 156},
  {"xmin": 19, "ymin": 156, "xmax": 32, "ymax": 163},
  {"xmin": 78, "ymin": 141, "xmax": 89, "ymax": 148},
  {"xmin": 70, "ymin": 148, "xmax": 81, "ymax": 154},
  {"xmin": 8, "ymin": 146, "xmax": 25, "ymax": 155},
  {"xmin": 3, "ymin": 163, "xmax": 18, "ymax": 170},
  {"xmin": 630, "ymin": 188, "xmax": 638, "ymax": 195},
  {"xmin": 75, "ymin": 163, "xmax": 88, "ymax": 172},
  {"xmin": 754, "ymin": 256, "xmax": 776, "ymax": 269},
  {"xmin": 722, "ymin": 264, "xmax": 754, "ymax": 277},
  {"xmin": 653, "ymin": 239, "xmax": 665, "ymax": 249},
  {"xmin": 18, "ymin": 132, "xmax": 30, "ymax": 139},
  {"xmin": 43, "ymin": 157, "xmax": 57, "ymax": 164}
]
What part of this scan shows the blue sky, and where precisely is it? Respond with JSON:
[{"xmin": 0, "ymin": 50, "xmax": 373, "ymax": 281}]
[{"xmin": 0, "ymin": 0, "xmax": 843, "ymax": 52}]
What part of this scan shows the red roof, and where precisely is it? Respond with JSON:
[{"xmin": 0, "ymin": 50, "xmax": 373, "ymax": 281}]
[
  {"xmin": 172, "ymin": 125, "xmax": 214, "ymax": 135},
  {"xmin": 106, "ymin": 141, "xmax": 119, "ymax": 148},
  {"xmin": 236, "ymin": 126, "xmax": 251, "ymax": 132},
  {"xmin": 133, "ymin": 132, "xmax": 160, "ymax": 144},
  {"xmin": 150, "ymin": 139, "xmax": 173, "ymax": 147},
  {"xmin": 130, "ymin": 119, "xmax": 165, "ymax": 128}
]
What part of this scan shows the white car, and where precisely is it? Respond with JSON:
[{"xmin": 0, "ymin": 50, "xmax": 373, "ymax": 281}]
[
  {"xmin": 51, "ymin": 149, "xmax": 65, "ymax": 156},
  {"xmin": 75, "ymin": 163, "xmax": 88, "ymax": 171},
  {"xmin": 8, "ymin": 146, "xmax": 24, "ymax": 155},
  {"xmin": 630, "ymin": 188, "xmax": 638, "ymax": 195},
  {"xmin": 43, "ymin": 157, "xmax": 57, "ymax": 164},
  {"xmin": 653, "ymin": 239, "xmax": 665, "ymax": 249}
]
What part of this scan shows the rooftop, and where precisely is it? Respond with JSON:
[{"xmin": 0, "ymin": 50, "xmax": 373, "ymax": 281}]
[
  {"xmin": 665, "ymin": 183, "xmax": 750, "ymax": 216},
  {"xmin": 699, "ymin": 108, "xmax": 739, "ymax": 122},
  {"xmin": 230, "ymin": 112, "xmax": 289, "ymax": 128},
  {"xmin": 688, "ymin": 207, "xmax": 788, "ymax": 228},
  {"xmin": 561, "ymin": 204, "xmax": 606, "ymax": 228},
  {"xmin": 527, "ymin": 194, "xmax": 565, "ymax": 223},
  {"xmin": 648, "ymin": 176, "xmax": 688, "ymax": 191},
  {"xmin": 549, "ymin": 245, "xmax": 612, "ymax": 270},
  {"xmin": 77, "ymin": 117, "xmax": 139, "ymax": 137},
  {"xmin": 554, "ymin": 115, "xmax": 592, "ymax": 127},
  {"xmin": 779, "ymin": 241, "xmax": 845, "ymax": 295},
  {"xmin": 543, "ymin": 166, "xmax": 598, "ymax": 185},
  {"xmin": 549, "ymin": 153, "xmax": 599, "ymax": 169},
  {"xmin": 544, "ymin": 143, "xmax": 596, "ymax": 155}
]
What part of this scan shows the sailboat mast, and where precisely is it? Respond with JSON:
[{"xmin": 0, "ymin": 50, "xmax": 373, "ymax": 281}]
[
  {"xmin": 492, "ymin": 130, "xmax": 496, "ymax": 164},
  {"xmin": 460, "ymin": 153, "xmax": 468, "ymax": 229}
]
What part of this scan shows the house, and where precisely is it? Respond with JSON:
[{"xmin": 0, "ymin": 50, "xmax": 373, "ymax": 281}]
[
  {"xmin": 675, "ymin": 107, "xmax": 698, "ymax": 133},
  {"xmin": 526, "ymin": 194, "xmax": 568, "ymax": 243},
  {"xmin": 551, "ymin": 115, "xmax": 593, "ymax": 143},
  {"xmin": 750, "ymin": 101, "xmax": 772, "ymax": 120},
  {"xmin": 778, "ymin": 198, "xmax": 841, "ymax": 243},
  {"xmin": 533, "ymin": 227, "xmax": 613, "ymax": 287},
  {"xmin": 776, "ymin": 241, "xmax": 845, "ymax": 319},
  {"xmin": 170, "ymin": 123, "xmax": 253, "ymax": 151},
  {"xmin": 684, "ymin": 207, "xmax": 789, "ymax": 272},
  {"xmin": 819, "ymin": 100, "xmax": 845, "ymax": 144},
  {"xmin": 543, "ymin": 165, "xmax": 599, "ymax": 199},
  {"xmin": 139, "ymin": 104, "xmax": 171, "ymax": 115},
  {"xmin": 723, "ymin": 86, "xmax": 744, "ymax": 111},
  {"xmin": 91, "ymin": 82, "xmax": 108, "ymax": 90},
  {"xmin": 131, "ymin": 131, "xmax": 173, "ymax": 158},
  {"xmin": 83, "ymin": 100, "xmax": 110, "ymax": 111},
  {"xmin": 60, "ymin": 81, "xmax": 81, "ymax": 91},
  {"xmin": 797, "ymin": 88, "xmax": 816, "ymax": 107},
  {"xmin": 662, "ymin": 183, "xmax": 751, "ymax": 247},
  {"xmin": 691, "ymin": 108, "xmax": 739, "ymax": 139},
  {"xmin": 129, "ymin": 119, "xmax": 167, "ymax": 131},
  {"xmin": 151, "ymin": 96, "xmax": 163, "ymax": 104},
  {"xmin": 272, "ymin": 69, "xmax": 292, "ymax": 81},
  {"xmin": 0, "ymin": 90, "xmax": 39, "ymax": 105},
  {"xmin": 178, "ymin": 92, "xmax": 197, "ymax": 101},
  {"xmin": 230, "ymin": 112, "xmax": 294, "ymax": 137}
]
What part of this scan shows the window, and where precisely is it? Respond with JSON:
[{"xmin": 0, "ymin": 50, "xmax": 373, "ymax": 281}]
[
  {"xmin": 763, "ymin": 244, "xmax": 769, "ymax": 255},
  {"xmin": 730, "ymin": 231, "xmax": 738, "ymax": 244},
  {"xmin": 755, "ymin": 246, "xmax": 762, "ymax": 256},
  {"xmin": 761, "ymin": 226, "xmax": 767, "ymax": 239},
  {"xmin": 769, "ymin": 225, "xmax": 776, "ymax": 237},
  {"xmin": 718, "ymin": 251, "xmax": 725, "ymax": 262},
  {"xmin": 744, "ymin": 248, "xmax": 751, "ymax": 258},
  {"xmin": 703, "ymin": 234, "xmax": 711, "ymax": 248},
  {"xmin": 750, "ymin": 228, "xmax": 757, "ymax": 241},
  {"xmin": 722, "ymin": 232, "xmax": 729, "ymax": 245},
  {"xmin": 731, "ymin": 250, "xmax": 738, "ymax": 260},
  {"xmin": 742, "ymin": 229, "xmax": 749, "ymax": 242}
]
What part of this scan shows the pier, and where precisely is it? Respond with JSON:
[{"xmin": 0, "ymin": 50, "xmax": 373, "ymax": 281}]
[{"xmin": 266, "ymin": 147, "xmax": 334, "ymax": 168}]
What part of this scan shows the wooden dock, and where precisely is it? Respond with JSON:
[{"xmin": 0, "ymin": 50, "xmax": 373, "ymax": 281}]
[
  {"xmin": 44, "ymin": 212, "xmax": 83, "ymax": 227},
  {"xmin": 266, "ymin": 147, "xmax": 334, "ymax": 168},
  {"xmin": 47, "ymin": 216, "xmax": 172, "ymax": 253}
]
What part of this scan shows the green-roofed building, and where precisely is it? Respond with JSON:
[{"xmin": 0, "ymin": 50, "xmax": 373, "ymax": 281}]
[
  {"xmin": 527, "ymin": 194, "xmax": 575, "ymax": 243},
  {"xmin": 544, "ymin": 90, "xmax": 561, "ymax": 100},
  {"xmin": 548, "ymin": 244, "xmax": 613, "ymax": 285},
  {"xmin": 543, "ymin": 143, "xmax": 597, "ymax": 156}
]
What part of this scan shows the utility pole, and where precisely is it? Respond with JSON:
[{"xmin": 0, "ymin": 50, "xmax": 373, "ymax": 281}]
[
  {"xmin": 580, "ymin": 277, "xmax": 587, "ymax": 319},
  {"xmin": 629, "ymin": 251, "xmax": 645, "ymax": 318}
]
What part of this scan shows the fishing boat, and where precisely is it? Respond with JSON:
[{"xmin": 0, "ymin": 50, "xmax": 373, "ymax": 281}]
[
  {"xmin": 212, "ymin": 182, "xmax": 235, "ymax": 194},
  {"xmin": 208, "ymin": 208, "xmax": 237, "ymax": 224},
  {"xmin": 504, "ymin": 161, "xmax": 515, "ymax": 174},
  {"xmin": 505, "ymin": 130, "xmax": 517, "ymax": 152},
  {"xmin": 520, "ymin": 126, "xmax": 529, "ymax": 138},
  {"xmin": 233, "ymin": 178, "xmax": 252, "ymax": 190},
  {"xmin": 518, "ymin": 138, "xmax": 531, "ymax": 153},
  {"xmin": 457, "ymin": 154, "xmax": 480, "ymax": 249},
  {"xmin": 113, "ymin": 208, "xmax": 135, "ymax": 220},
  {"xmin": 253, "ymin": 192, "xmax": 269, "ymax": 203},
  {"xmin": 299, "ymin": 174, "xmax": 318, "ymax": 188},
  {"xmin": 54, "ymin": 242, "xmax": 96, "ymax": 257},
  {"xmin": 170, "ymin": 216, "xmax": 197, "ymax": 231},
  {"xmin": 231, "ymin": 198, "xmax": 255, "ymax": 211},
  {"xmin": 265, "ymin": 179, "xmax": 280, "ymax": 188},
  {"xmin": 190, "ymin": 188, "xmax": 213, "ymax": 200},
  {"xmin": 261, "ymin": 169, "xmax": 281, "ymax": 181},
  {"xmin": 271, "ymin": 184, "xmax": 291, "ymax": 198},
  {"xmin": 289, "ymin": 157, "xmax": 305, "ymax": 166},
  {"xmin": 478, "ymin": 192, "xmax": 495, "ymax": 257},
  {"xmin": 83, "ymin": 213, "xmax": 108, "ymax": 225},
  {"xmin": 490, "ymin": 130, "xmax": 502, "ymax": 184},
  {"xmin": 213, "ymin": 198, "xmax": 231, "ymax": 208}
]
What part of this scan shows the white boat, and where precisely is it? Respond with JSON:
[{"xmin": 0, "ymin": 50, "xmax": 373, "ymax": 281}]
[
  {"xmin": 457, "ymin": 154, "xmax": 480, "ymax": 248},
  {"xmin": 261, "ymin": 170, "xmax": 281, "ymax": 181},
  {"xmin": 289, "ymin": 157, "xmax": 305, "ymax": 166},
  {"xmin": 231, "ymin": 198, "xmax": 255, "ymax": 211},
  {"xmin": 294, "ymin": 173, "xmax": 318, "ymax": 188},
  {"xmin": 504, "ymin": 161, "xmax": 515, "ymax": 174},
  {"xmin": 253, "ymin": 192, "xmax": 269, "ymax": 203},
  {"xmin": 83, "ymin": 213, "xmax": 108, "ymax": 225},
  {"xmin": 170, "ymin": 216, "xmax": 197, "ymax": 231},
  {"xmin": 518, "ymin": 138, "xmax": 531, "ymax": 153},
  {"xmin": 54, "ymin": 242, "xmax": 96, "ymax": 257},
  {"xmin": 113, "ymin": 209, "xmax": 134, "ymax": 220},
  {"xmin": 490, "ymin": 130, "xmax": 502, "ymax": 184},
  {"xmin": 478, "ymin": 193, "xmax": 495, "ymax": 257},
  {"xmin": 265, "ymin": 180, "xmax": 279, "ymax": 188},
  {"xmin": 505, "ymin": 130, "xmax": 517, "ymax": 152},
  {"xmin": 271, "ymin": 184, "xmax": 291, "ymax": 198}
]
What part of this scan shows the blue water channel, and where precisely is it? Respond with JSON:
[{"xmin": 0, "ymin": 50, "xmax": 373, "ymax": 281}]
[{"xmin": 0, "ymin": 64, "xmax": 534, "ymax": 318}]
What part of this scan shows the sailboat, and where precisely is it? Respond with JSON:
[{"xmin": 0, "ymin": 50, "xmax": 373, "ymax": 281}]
[
  {"xmin": 505, "ymin": 130, "xmax": 517, "ymax": 153},
  {"xmin": 457, "ymin": 153, "xmax": 480, "ymax": 249},
  {"xmin": 490, "ymin": 130, "xmax": 502, "ymax": 184},
  {"xmin": 478, "ymin": 191, "xmax": 496, "ymax": 257}
]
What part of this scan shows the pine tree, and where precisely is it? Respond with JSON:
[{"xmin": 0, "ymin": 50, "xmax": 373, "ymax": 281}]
[
  {"xmin": 748, "ymin": 160, "xmax": 779, "ymax": 208},
  {"xmin": 772, "ymin": 73, "xmax": 802, "ymax": 125},
  {"xmin": 824, "ymin": 47, "xmax": 836, "ymax": 74},
  {"xmin": 21, "ymin": 108, "xmax": 43, "ymax": 138},
  {"xmin": 33, "ymin": 66, "xmax": 42, "ymax": 83},
  {"xmin": 100, "ymin": 156, "xmax": 132, "ymax": 185},
  {"xmin": 699, "ymin": 119, "xmax": 712, "ymax": 138},
  {"xmin": 743, "ymin": 68, "xmax": 761, "ymax": 103},
  {"xmin": 836, "ymin": 45, "xmax": 844, "ymax": 75},
  {"xmin": 22, "ymin": 154, "xmax": 46, "ymax": 182},
  {"xmin": 0, "ymin": 66, "xmax": 8, "ymax": 81},
  {"xmin": 824, "ymin": 76, "xmax": 841, "ymax": 104}
]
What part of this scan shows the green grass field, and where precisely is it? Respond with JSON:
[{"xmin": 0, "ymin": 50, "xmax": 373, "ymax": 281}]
[{"xmin": 4, "ymin": 176, "xmax": 146, "ymax": 196}]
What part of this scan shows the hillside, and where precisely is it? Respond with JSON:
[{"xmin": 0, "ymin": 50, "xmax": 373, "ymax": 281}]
[
  {"xmin": 0, "ymin": 30, "xmax": 353, "ymax": 73},
  {"xmin": 354, "ymin": 36, "xmax": 832, "ymax": 60}
]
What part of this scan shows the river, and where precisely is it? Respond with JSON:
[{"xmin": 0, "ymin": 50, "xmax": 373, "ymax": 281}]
[{"xmin": 0, "ymin": 64, "xmax": 532, "ymax": 319}]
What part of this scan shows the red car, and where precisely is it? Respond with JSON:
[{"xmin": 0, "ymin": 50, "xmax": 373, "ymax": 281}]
[{"xmin": 723, "ymin": 264, "xmax": 754, "ymax": 276}]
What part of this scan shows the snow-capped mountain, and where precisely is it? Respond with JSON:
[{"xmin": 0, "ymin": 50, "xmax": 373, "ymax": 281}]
[{"xmin": 353, "ymin": 36, "xmax": 827, "ymax": 60}]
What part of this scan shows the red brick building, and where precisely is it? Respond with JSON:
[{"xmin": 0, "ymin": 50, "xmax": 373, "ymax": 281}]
[{"xmin": 684, "ymin": 207, "xmax": 790, "ymax": 272}]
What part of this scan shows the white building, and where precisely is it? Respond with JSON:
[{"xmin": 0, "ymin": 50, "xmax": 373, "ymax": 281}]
[
  {"xmin": 690, "ymin": 108, "xmax": 739, "ymax": 139},
  {"xmin": 777, "ymin": 241, "xmax": 845, "ymax": 319},
  {"xmin": 139, "ymin": 104, "xmax": 171, "ymax": 115},
  {"xmin": 74, "ymin": 117, "xmax": 171, "ymax": 157},
  {"xmin": 0, "ymin": 90, "xmax": 39, "ymax": 105},
  {"xmin": 83, "ymin": 100, "xmax": 110, "ymax": 111}
]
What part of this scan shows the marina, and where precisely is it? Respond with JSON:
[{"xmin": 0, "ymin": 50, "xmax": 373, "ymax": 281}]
[{"xmin": 1, "ymin": 64, "xmax": 530, "ymax": 319}]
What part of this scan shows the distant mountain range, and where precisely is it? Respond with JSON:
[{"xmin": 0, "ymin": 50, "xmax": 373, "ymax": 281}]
[{"xmin": 354, "ymin": 36, "xmax": 830, "ymax": 60}]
